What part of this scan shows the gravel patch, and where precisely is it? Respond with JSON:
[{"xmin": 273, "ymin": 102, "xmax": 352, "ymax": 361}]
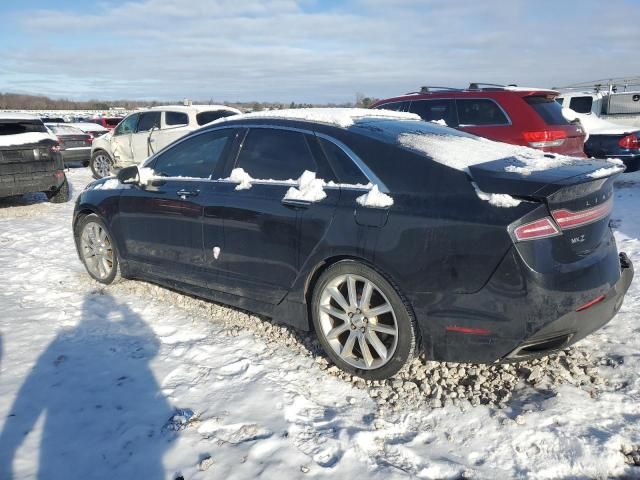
[{"xmin": 106, "ymin": 277, "xmax": 607, "ymax": 411}]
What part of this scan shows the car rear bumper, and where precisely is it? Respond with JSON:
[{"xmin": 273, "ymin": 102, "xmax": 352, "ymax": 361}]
[
  {"xmin": 0, "ymin": 170, "xmax": 66, "ymax": 198},
  {"xmin": 409, "ymin": 244, "xmax": 634, "ymax": 364},
  {"xmin": 61, "ymin": 147, "xmax": 91, "ymax": 163}
]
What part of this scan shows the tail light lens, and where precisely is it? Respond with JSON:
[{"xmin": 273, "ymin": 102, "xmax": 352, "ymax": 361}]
[
  {"xmin": 523, "ymin": 130, "xmax": 567, "ymax": 148},
  {"xmin": 513, "ymin": 217, "xmax": 560, "ymax": 241},
  {"xmin": 618, "ymin": 134, "xmax": 640, "ymax": 149},
  {"xmin": 85, "ymin": 136, "xmax": 93, "ymax": 145},
  {"xmin": 551, "ymin": 198, "xmax": 613, "ymax": 230}
]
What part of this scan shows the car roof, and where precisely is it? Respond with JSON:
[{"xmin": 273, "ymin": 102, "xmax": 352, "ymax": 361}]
[
  {"xmin": 375, "ymin": 85, "xmax": 558, "ymax": 105},
  {"xmin": 150, "ymin": 104, "xmax": 242, "ymax": 114},
  {"xmin": 0, "ymin": 112, "xmax": 41, "ymax": 121}
]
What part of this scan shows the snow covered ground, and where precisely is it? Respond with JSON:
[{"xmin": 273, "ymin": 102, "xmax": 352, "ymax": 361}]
[{"xmin": 0, "ymin": 167, "xmax": 639, "ymax": 479}]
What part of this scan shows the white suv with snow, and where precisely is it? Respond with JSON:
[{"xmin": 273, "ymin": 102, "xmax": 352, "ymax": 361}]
[{"xmin": 89, "ymin": 105, "xmax": 241, "ymax": 178}]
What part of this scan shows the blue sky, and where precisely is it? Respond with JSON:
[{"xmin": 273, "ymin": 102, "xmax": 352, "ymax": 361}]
[{"xmin": 0, "ymin": 0, "xmax": 639, "ymax": 103}]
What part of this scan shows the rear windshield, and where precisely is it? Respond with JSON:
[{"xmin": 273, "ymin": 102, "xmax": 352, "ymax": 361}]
[
  {"xmin": 525, "ymin": 96, "xmax": 568, "ymax": 125},
  {"xmin": 0, "ymin": 120, "xmax": 47, "ymax": 136},
  {"xmin": 196, "ymin": 110, "xmax": 238, "ymax": 126},
  {"xmin": 47, "ymin": 124, "xmax": 84, "ymax": 135}
]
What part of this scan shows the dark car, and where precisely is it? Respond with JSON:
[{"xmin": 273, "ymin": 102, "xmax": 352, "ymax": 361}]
[
  {"xmin": 46, "ymin": 123, "xmax": 93, "ymax": 166},
  {"xmin": 0, "ymin": 114, "xmax": 69, "ymax": 202},
  {"xmin": 584, "ymin": 130, "xmax": 640, "ymax": 172},
  {"xmin": 371, "ymin": 84, "xmax": 587, "ymax": 157},
  {"xmin": 72, "ymin": 110, "xmax": 633, "ymax": 379}
]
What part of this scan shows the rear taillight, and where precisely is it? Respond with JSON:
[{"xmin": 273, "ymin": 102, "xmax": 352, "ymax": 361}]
[
  {"xmin": 513, "ymin": 217, "xmax": 561, "ymax": 241},
  {"xmin": 85, "ymin": 136, "xmax": 93, "ymax": 145},
  {"xmin": 51, "ymin": 144, "xmax": 61, "ymax": 153},
  {"xmin": 618, "ymin": 134, "xmax": 640, "ymax": 149},
  {"xmin": 551, "ymin": 198, "xmax": 613, "ymax": 230},
  {"xmin": 523, "ymin": 130, "xmax": 567, "ymax": 148}
]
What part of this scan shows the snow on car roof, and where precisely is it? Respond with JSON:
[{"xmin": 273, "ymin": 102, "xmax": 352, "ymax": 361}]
[
  {"xmin": 212, "ymin": 107, "xmax": 421, "ymax": 128},
  {"xmin": 150, "ymin": 105, "xmax": 241, "ymax": 114},
  {"xmin": 0, "ymin": 112, "xmax": 41, "ymax": 121},
  {"xmin": 398, "ymin": 132, "xmax": 575, "ymax": 174}
]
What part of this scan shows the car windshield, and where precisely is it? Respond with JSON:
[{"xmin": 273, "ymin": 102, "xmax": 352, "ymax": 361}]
[{"xmin": 47, "ymin": 124, "xmax": 85, "ymax": 135}]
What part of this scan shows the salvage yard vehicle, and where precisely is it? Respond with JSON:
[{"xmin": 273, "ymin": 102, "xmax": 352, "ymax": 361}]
[
  {"xmin": 45, "ymin": 123, "xmax": 93, "ymax": 167},
  {"xmin": 555, "ymin": 77, "xmax": 640, "ymax": 128},
  {"xmin": 372, "ymin": 83, "xmax": 587, "ymax": 157},
  {"xmin": 89, "ymin": 105, "xmax": 241, "ymax": 179},
  {"xmin": 68, "ymin": 122, "xmax": 109, "ymax": 139},
  {"xmin": 0, "ymin": 113, "xmax": 69, "ymax": 203},
  {"xmin": 73, "ymin": 108, "xmax": 633, "ymax": 380},
  {"xmin": 563, "ymin": 109, "xmax": 640, "ymax": 172}
]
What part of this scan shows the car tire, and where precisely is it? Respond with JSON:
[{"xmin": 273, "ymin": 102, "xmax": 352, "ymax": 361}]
[
  {"xmin": 75, "ymin": 213, "xmax": 122, "ymax": 285},
  {"xmin": 90, "ymin": 150, "xmax": 114, "ymax": 179},
  {"xmin": 311, "ymin": 260, "xmax": 419, "ymax": 380},
  {"xmin": 46, "ymin": 176, "xmax": 70, "ymax": 203}
]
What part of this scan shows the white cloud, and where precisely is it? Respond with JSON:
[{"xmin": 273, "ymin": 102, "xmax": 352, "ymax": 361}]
[{"xmin": 1, "ymin": 0, "xmax": 639, "ymax": 102}]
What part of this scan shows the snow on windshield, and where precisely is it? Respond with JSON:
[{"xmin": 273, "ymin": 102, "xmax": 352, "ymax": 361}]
[
  {"xmin": 212, "ymin": 108, "xmax": 420, "ymax": 128},
  {"xmin": 397, "ymin": 132, "xmax": 575, "ymax": 175}
]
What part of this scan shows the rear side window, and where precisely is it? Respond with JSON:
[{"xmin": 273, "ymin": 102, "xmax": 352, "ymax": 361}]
[
  {"xmin": 196, "ymin": 110, "xmax": 238, "ymax": 126},
  {"xmin": 136, "ymin": 111, "xmax": 161, "ymax": 132},
  {"xmin": 235, "ymin": 128, "xmax": 318, "ymax": 180},
  {"xmin": 152, "ymin": 130, "xmax": 232, "ymax": 178},
  {"xmin": 568, "ymin": 96, "xmax": 593, "ymax": 114},
  {"xmin": 376, "ymin": 101, "xmax": 410, "ymax": 112},
  {"xmin": 525, "ymin": 96, "xmax": 569, "ymax": 125},
  {"xmin": 165, "ymin": 111, "xmax": 189, "ymax": 126},
  {"xmin": 408, "ymin": 99, "xmax": 458, "ymax": 126},
  {"xmin": 456, "ymin": 99, "xmax": 509, "ymax": 126},
  {"xmin": 318, "ymin": 138, "xmax": 368, "ymax": 185},
  {"xmin": 0, "ymin": 120, "xmax": 46, "ymax": 135}
]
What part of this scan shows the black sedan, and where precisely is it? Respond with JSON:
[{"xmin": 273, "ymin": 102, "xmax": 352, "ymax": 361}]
[
  {"xmin": 585, "ymin": 129, "xmax": 640, "ymax": 172},
  {"xmin": 72, "ymin": 110, "xmax": 634, "ymax": 379}
]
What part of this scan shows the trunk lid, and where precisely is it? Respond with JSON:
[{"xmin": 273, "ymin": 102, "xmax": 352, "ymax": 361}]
[{"xmin": 469, "ymin": 157, "xmax": 623, "ymax": 258}]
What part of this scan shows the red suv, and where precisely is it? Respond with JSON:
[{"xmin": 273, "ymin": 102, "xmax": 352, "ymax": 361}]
[{"xmin": 371, "ymin": 83, "xmax": 586, "ymax": 157}]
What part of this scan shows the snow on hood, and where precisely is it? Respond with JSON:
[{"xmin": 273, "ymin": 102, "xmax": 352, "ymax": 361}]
[
  {"xmin": 0, "ymin": 131, "xmax": 57, "ymax": 147},
  {"xmin": 397, "ymin": 132, "xmax": 574, "ymax": 175},
  {"xmin": 562, "ymin": 108, "xmax": 635, "ymax": 135},
  {"xmin": 211, "ymin": 108, "xmax": 421, "ymax": 128}
]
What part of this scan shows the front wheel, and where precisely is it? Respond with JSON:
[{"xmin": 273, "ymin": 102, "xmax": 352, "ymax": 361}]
[
  {"xmin": 90, "ymin": 151, "xmax": 114, "ymax": 179},
  {"xmin": 311, "ymin": 261, "xmax": 418, "ymax": 380},
  {"xmin": 75, "ymin": 214, "xmax": 121, "ymax": 284}
]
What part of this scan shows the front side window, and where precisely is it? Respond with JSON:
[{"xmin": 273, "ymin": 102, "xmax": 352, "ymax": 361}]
[
  {"xmin": 136, "ymin": 111, "xmax": 161, "ymax": 132},
  {"xmin": 409, "ymin": 99, "xmax": 458, "ymax": 126},
  {"xmin": 165, "ymin": 111, "xmax": 189, "ymax": 127},
  {"xmin": 456, "ymin": 99, "xmax": 509, "ymax": 126},
  {"xmin": 568, "ymin": 96, "xmax": 593, "ymax": 114},
  {"xmin": 235, "ymin": 128, "xmax": 318, "ymax": 180},
  {"xmin": 114, "ymin": 114, "xmax": 139, "ymax": 136},
  {"xmin": 152, "ymin": 129, "xmax": 233, "ymax": 178}
]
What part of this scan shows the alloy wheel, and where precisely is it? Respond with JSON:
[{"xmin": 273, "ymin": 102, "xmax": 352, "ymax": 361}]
[
  {"xmin": 93, "ymin": 154, "xmax": 112, "ymax": 178},
  {"xmin": 80, "ymin": 221, "xmax": 115, "ymax": 280},
  {"xmin": 318, "ymin": 274, "xmax": 398, "ymax": 370}
]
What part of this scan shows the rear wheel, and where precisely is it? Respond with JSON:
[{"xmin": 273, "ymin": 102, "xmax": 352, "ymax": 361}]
[
  {"xmin": 75, "ymin": 214, "xmax": 121, "ymax": 284},
  {"xmin": 91, "ymin": 151, "xmax": 113, "ymax": 179},
  {"xmin": 46, "ymin": 177, "xmax": 70, "ymax": 203},
  {"xmin": 311, "ymin": 261, "xmax": 418, "ymax": 380}
]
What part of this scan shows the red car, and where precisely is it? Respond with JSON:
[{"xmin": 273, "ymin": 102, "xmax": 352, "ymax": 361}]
[
  {"xmin": 371, "ymin": 83, "xmax": 586, "ymax": 157},
  {"xmin": 91, "ymin": 117, "xmax": 122, "ymax": 130}
]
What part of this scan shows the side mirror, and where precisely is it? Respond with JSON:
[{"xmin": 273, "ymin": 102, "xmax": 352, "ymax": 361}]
[{"xmin": 117, "ymin": 165, "xmax": 140, "ymax": 184}]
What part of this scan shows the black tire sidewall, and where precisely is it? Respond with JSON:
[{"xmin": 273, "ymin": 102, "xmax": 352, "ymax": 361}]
[
  {"xmin": 75, "ymin": 214, "xmax": 120, "ymax": 285},
  {"xmin": 311, "ymin": 260, "xmax": 417, "ymax": 380}
]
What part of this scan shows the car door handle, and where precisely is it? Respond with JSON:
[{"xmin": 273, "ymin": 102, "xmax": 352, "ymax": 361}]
[
  {"xmin": 282, "ymin": 198, "xmax": 311, "ymax": 209},
  {"xmin": 176, "ymin": 189, "xmax": 200, "ymax": 199}
]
